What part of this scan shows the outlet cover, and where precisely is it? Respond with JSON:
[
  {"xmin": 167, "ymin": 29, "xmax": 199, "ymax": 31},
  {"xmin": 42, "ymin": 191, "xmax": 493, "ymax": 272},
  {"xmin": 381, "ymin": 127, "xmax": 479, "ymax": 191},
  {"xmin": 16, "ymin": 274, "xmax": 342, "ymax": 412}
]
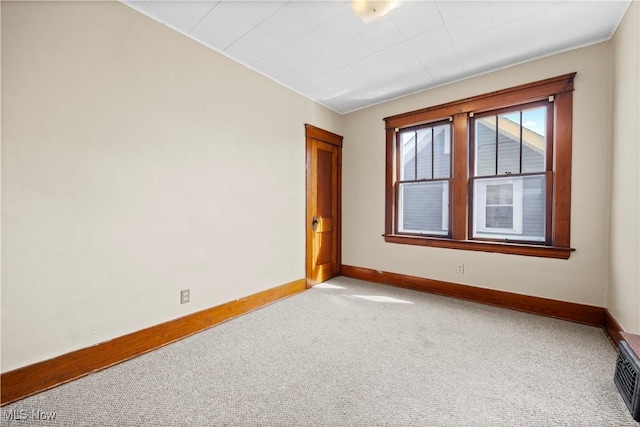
[{"xmin": 180, "ymin": 289, "xmax": 190, "ymax": 304}]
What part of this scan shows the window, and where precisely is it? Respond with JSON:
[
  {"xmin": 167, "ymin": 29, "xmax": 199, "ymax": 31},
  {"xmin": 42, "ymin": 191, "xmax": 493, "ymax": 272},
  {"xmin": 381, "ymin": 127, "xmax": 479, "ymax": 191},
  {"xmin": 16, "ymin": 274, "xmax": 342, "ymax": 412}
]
[
  {"xmin": 384, "ymin": 73, "xmax": 575, "ymax": 259},
  {"xmin": 471, "ymin": 102, "xmax": 550, "ymax": 243},
  {"xmin": 474, "ymin": 178, "xmax": 524, "ymax": 237},
  {"xmin": 397, "ymin": 122, "xmax": 451, "ymax": 236}
]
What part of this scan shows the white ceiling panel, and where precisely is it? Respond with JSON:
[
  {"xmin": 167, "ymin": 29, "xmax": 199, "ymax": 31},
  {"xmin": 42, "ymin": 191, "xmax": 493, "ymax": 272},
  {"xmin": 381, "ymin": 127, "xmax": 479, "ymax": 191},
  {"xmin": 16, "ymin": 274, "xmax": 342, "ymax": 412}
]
[
  {"xmin": 303, "ymin": 80, "xmax": 350, "ymax": 103},
  {"xmin": 419, "ymin": 46, "xmax": 458, "ymax": 70},
  {"xmin": 495, "ymin": 34, "xmax": 547, "ymax": 68},
  {"xmin": 453, "ymin": 28, "xmax": 499, "ymax": 57},
  {"xmin": 337, "ymin": 42, "xmax": 417, "ymax": 80},
  {"xmin": 125, "ymin": 1, "xmax": 151, "ymax": 11},
  {"xmin": 594, "ymin": 0, "xmax": 636, "ymax": 34},
  {"xmin": 310, "ymin": 70, "xmax": 363, "ymax": 96},
  {"xmin": 145, "ymin": 1, "xmax": 218, "ymax": 32},
  {"xmin": 246, "ymin": 8, "xmax": 308, "ymax": 48},
  {"xmin": 493, "ymin": 26, "xmax": 547, "ymax": 69},
  {"xmin": 278, "ymin": 63, "xmax": 323, "ymax": 88},
  {"xmin": 408, "ymin": 25, "xmax": 452, "ymax": 57},
  {"xmin": 327, "ymin": 58, "xmax": 434, "ymax": 112},
  {"xmin": 123, "ymin": 0, "xmax": 632, "ymax": 114},
  {"xmin": 535, "ymin": 28, "xmax": 595, "ymax": 54},
  {"xmin": 458, "ymin": 49, "xmax": 504, "ymax": 77},
  {"xmin": 427, "ymin": 57, "xmax": 468, "ymax": 85},
  {"xmin": 286, "ymin": 34, "xmax": 329, "ymax": 64},
  {"xmin": 306, "ymin": 18, "xmax": 357, "ymax": 52},
  {"xmin": 495, "ymin": 9, "xmax": 546, "ymax": 40},
  {"xmin": 543, "ymin": 0, "xmax": 599, "ymax": 25},
  {"xmin": 436, "ymin": 1, "xmax": 492, "ymax": 22},
  {"xmin": 389, "ymin": 1, "xmax": 443, "ymax": 40},
  {"xmin": 190, "ymin": 1, "xmax": 286, "ymax": 51},
  {"xmin": 278, "ymin": 1, "xmax": 347, "ymax": 30},
  {"xmin": 364, "ymin": 57, "xmax": 433, "ymax": 90},
  {"xmin": 307, "ymin": 38, "xmax": 373, "ymax": 76},
  {"xmin": 445, "ymin": 4, "xmax": 494, "ymax": 41},
  {"xmin": 490, "ymin": 1, "xmax": 553, "ymax": 27},
  {"xmin": 587, "ymin": 12, "xmax": 624, "ymax": 39},
  {"xmin": 224, "ymin": 29, "xmax": 280, "ymax": 65},
  {"xmin": 360, "ymin": 20, "xmax": 404, "ymax": 52},
  {"xmin": 253, "ymin": 48, "xmax": 303, "ymax": 77}
]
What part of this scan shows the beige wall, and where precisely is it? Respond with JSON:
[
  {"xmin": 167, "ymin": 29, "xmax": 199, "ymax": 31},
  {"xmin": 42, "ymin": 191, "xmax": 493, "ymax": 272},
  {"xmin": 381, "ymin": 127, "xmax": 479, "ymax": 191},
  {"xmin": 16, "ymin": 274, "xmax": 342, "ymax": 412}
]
[
  {"xmin": 609, "ymin": 1, "xmax": 640, "ymax": 334},
  {"xmin": 343, "ymin": 42, "xmax": 613, "ymax": 307},
  {"xmin": 1, "ymin": 1, "xmax": 342, "ymax": 372}
]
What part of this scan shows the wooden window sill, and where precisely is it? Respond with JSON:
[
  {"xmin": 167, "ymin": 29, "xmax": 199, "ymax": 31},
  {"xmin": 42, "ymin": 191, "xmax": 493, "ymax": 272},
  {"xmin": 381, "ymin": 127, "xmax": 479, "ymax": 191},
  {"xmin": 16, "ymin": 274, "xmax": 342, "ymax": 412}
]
[{"xmin": 383, "ymin": 234, "xmax": 574, "ymax": 259}]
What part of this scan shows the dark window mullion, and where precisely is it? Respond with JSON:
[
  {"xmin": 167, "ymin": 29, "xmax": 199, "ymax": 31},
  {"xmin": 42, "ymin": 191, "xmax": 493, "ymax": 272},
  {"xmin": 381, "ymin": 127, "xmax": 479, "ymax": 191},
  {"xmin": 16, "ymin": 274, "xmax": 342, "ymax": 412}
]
[
  {"xmin": 431, "ymin": 127, "xmax": 435, "ymax": 179},
  {"xmin": 473, "ymin": 171, "xmax": 544, "ymax": 180},
  {"xmin": 397, "ymin": 178, "xmax": 450, "ymax": 185},
  {"xmin": 494, "ymin": 116, "xmax": 498, "ymax": 175},
  {"xmin": 519, "ymin": 111, "xmax": 523, "ymax": 174},
  {"xmin": 448, "ymin": 123, "xmax": 453, "ymax": 180},
  {"xmin": 414, "ymin": 130, "xmax": 418, "ymax": 180}
]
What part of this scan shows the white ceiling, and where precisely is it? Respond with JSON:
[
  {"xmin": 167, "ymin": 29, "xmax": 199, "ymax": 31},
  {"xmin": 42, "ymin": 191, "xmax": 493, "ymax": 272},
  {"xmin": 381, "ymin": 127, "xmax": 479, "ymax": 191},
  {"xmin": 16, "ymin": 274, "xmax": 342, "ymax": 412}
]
[{"xmin": 123, "ymin": 0, "xmax": 631, "ymax": 114}]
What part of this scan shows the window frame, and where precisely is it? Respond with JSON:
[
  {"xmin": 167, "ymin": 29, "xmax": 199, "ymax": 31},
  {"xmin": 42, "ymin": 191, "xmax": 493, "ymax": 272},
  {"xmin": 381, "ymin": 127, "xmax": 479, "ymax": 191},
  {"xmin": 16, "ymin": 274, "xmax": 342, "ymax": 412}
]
[{"xmin": 383, "ymin": 73, "xmax": 576, "ymax": 259}]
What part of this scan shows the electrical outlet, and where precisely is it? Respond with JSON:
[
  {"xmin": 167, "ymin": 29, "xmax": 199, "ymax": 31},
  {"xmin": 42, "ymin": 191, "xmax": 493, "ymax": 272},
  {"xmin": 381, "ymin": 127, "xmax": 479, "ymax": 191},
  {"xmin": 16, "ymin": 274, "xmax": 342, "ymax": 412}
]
[
  {"xmin": 180, "ymin": 289, "xmax": 190, "ymax": 304},
  {"xmin": 456, "ymin": 263, "xmax": 464, "ymax": 274}
]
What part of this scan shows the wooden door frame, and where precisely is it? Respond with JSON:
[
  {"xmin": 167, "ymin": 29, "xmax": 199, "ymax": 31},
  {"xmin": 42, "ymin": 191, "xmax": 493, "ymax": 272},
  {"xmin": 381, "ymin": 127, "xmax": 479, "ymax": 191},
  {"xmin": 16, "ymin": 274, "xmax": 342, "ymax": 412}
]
[{"xmin": 305, "ymin": 124, "xmax": 343, "ymax": 288}]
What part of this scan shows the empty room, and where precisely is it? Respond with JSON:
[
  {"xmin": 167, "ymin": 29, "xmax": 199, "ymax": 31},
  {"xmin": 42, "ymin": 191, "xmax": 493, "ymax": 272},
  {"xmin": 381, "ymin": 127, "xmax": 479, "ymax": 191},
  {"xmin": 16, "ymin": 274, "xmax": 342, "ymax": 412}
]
[{"xmin": 2, "ymin": 0, "xmax": 639, "ymax": 425}]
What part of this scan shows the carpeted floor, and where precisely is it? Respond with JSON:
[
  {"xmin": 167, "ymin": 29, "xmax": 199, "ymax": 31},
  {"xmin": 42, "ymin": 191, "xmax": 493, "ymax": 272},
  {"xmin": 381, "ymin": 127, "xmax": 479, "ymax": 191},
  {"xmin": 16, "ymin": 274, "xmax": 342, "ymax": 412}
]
[{"xmin": 2, "ymin": 276, "xmax": 636, "ymax": 426}]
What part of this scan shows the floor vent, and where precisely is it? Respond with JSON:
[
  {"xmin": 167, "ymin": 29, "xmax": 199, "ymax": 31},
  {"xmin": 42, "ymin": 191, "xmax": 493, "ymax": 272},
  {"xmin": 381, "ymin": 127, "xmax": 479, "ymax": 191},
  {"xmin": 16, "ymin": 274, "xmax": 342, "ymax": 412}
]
[{"xmin": 614, "ymin": 340, "xmax": 640, "ymax": 421}]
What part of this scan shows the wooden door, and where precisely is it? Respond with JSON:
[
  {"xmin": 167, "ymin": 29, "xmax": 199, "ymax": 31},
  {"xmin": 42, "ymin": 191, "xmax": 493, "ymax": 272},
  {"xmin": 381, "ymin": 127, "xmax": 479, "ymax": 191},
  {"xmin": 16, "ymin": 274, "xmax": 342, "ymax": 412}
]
[{"xmin": 305, "ymin": 124, "xmax": 343, "ymax": 287}]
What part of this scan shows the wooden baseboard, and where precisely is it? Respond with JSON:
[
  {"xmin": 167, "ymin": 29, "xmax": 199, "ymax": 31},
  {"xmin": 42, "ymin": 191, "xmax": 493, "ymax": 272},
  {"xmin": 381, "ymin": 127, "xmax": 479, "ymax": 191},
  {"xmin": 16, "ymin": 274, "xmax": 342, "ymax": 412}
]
[
  {"xmin": 343, "ymin": 263, "xmax": 629, "ymax": 349},
  {"xmin": 1, "ymin": 278, "xmax": 306, "ymax": 406},
  {"xmin": 604, "ymin": 309, "xmax": 624, "ymax": 348},
  {"xmin": 341, "ymin": 265, "xmax": 605, "ymax": 327}
]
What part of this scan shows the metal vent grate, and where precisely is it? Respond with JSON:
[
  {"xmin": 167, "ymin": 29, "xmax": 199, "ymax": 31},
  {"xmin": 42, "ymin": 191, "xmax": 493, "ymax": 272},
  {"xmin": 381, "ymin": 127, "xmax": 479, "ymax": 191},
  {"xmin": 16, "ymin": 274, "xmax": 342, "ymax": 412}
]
[{"xmin": 614, "ymin": 341, "xmax": 640, "ymax": 421}]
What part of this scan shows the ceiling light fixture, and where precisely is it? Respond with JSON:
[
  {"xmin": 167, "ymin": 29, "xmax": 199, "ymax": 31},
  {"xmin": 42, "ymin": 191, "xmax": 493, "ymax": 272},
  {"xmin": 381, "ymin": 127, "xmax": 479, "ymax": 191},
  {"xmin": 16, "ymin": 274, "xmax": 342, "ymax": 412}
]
[{"xmin": 352, "ymin": 0, "xmax": 398, "ymax": 23}]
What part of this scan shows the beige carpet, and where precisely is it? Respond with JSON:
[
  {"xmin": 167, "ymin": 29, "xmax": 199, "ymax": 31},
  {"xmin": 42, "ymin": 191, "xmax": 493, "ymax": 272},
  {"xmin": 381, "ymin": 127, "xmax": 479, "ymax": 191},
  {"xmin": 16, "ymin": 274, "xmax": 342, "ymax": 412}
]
[{"xmin": 2, "ymin": 276, "xmax": 636, "ymax": 426}]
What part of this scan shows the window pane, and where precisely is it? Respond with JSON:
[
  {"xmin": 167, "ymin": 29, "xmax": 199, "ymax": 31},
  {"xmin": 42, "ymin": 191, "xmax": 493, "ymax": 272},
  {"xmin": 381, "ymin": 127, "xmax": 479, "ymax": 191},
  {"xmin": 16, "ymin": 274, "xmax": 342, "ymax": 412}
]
[
  {"xmin": 475, "ymin": 116, "xmax": 496, "ymax": 176},
  {"xmin": 522, "ymin": 175, "xmax": 546, "ymax": 240},
  {"xmin": 486, "ymin": 206, "xmax": 514, "ymax": 229},
  {"xmin": 521, "ymin": 106, "xmax": 546, "ymax": 173},
  {"xmin": 400, "ymin": 131, "xmax": 415, "ymax": 180},
  {"xmin": 473, "ymin": 175, "xmax": 545, "ymax": 242},
  {"xmin": 486, "ymin": 183, "xmax": 513, "ymax": 205},
  {"xmin": 398, "ymin": 181, "xmax": 449, "ymax": 235},
  {"xmin": 477, "ymin": 106, "xmax": 547, "ymax": 177},
  {"xmin": 497, "ymin": 112, "xmax": 520, "ymax": 175},
  {"xmin": 433, "ymin": 125, "xmax": 451, "ymax": 179},
  {"xmin": 416, "ymin": 128, "xmax": 432, "ymax": 180}
]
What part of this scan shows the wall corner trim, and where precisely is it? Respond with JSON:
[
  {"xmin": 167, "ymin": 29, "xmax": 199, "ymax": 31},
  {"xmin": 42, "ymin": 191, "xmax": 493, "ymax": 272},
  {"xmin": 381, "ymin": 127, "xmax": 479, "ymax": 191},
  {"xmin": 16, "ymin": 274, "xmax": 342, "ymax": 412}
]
[{"xmin": 0, "ymin": 278, "xmax": 307, "ymax": 406}]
